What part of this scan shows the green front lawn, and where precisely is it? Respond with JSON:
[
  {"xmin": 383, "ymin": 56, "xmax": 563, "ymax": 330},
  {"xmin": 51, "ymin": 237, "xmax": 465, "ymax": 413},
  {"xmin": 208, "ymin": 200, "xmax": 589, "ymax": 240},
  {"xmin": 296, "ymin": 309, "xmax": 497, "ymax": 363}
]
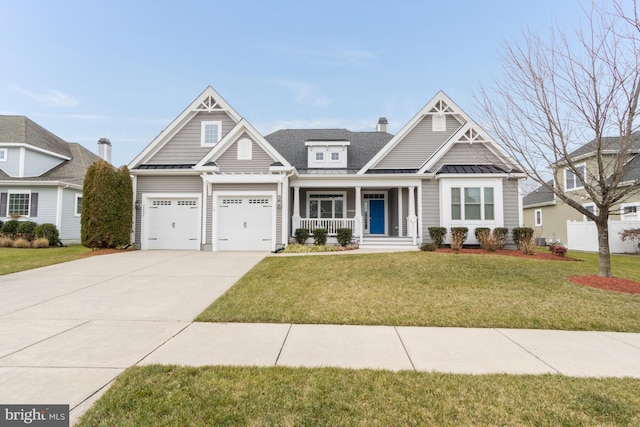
[
  {"xmin": 77, "ymin": 365, "xmax": 640, "ymax": 427},
  {"xmin": 0, "ymin": 245, "xmax": 92, "ymax": 275},
  {"xmin": 197, "ymin": 251, "xmax": 640, "ymax": 331}
]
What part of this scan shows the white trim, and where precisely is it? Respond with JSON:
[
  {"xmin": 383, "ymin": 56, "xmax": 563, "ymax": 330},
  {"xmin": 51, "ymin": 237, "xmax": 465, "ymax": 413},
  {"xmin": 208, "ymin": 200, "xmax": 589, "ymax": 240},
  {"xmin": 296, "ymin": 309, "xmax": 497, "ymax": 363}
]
[
  {"xmin": 0, "ymin": 143, "xmax": 71, "ymax": 161},
  {"xmin": 18, "ymin": 147, "xmax": 25, "ymax": 177},
  {"xmin": 306, "ymin": 191, "xmax": 348, "ymax": 220},
  {"xmin": 129, "ymin": 86, "xmax": 243, "ymax": 168},
  {"xmin": 237, "ymin": 138, "xmax": 252, "ymax": 160},
  {"xmin": 201, "ymin": 120, "xmax": 222, "ymax": 146},
  {"xmin": 534, "ymin": 208, "xmax": 542, "ymax": 226},
  {"xmin": 305, "ymin": 140, "xmax": 350, "ymax": 147},
  {"xmin": 417, "ymin": 182, "xmax": 423, "ymax": 243},
  {"xmin": 211, "ymin": 190, "xmax": 277, "ymax": 252},
  {"xmin": 358, "ymin": 90, "xmax": 471, "ymax": 174},
  {"xmin": 398, "ymin": 187, "xmax": 403, "ymax": 237},
  {"xmin": 0, "ymin": 180, "xmax": 82, "ymax": 190},
  {"xmin": 291, "ymin": 176, "xmax": 423, "ymax": 188},
  {"xmin": 432, "ymin": 113, "xmax": 446, "ymax": 131},
  {"xmin": 582, "ymin": 202, "xmax": 597, "ymax": 221},
  {"xmin": 202, "ymin": 173, "xmax": 286, "ymax": 184},
  {"xmin": 140, "ymin": 192, "xmax": 202, "ymax": 250},
  {"xmin": 56, "ymin": 188, "xmax": 63, "ymax": 231},
  {"xmin": 74, "ymin": 193, "xmax": 82, "ymax": 217},
  {"xmin": 5, "ymin": 189, "xmax": 31, "ymax": 217},
  {"xmin": 0, "ymin": 148, "xmax": 7, "ymax": 162}
]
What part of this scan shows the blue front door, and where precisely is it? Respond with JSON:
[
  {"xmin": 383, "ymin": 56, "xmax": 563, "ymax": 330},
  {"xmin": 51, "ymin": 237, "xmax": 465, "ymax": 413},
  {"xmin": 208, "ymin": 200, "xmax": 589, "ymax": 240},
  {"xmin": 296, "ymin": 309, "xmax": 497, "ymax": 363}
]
[{"xmin": 369, "ymin": 199, "xmax": 385, "ymax": 234}]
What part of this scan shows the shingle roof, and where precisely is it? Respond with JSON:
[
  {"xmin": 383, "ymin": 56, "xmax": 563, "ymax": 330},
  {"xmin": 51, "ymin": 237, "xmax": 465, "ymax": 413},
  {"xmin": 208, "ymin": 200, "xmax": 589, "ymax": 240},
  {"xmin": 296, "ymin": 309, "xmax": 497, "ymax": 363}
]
[
  {"xmin": 137, "ymin": 164, "xmax": 195, "ymax": 170},
  {"xmin": 523, "ymin": 180, "xmax": 555, "ymax": 207},
  {"xmin": 0, "ymin": 115, "xmax": 72, "ymax": 158},
  {"xmin": 265, "ymin": 129, "xmax": 393, "ymax": 172},
  {"xmin": 567, "ymin": 133, "xmax": 640, "ymax": 160},
  {"xmin": 621, "ymin": 154, "xmax": 640, "ymax": 182}
]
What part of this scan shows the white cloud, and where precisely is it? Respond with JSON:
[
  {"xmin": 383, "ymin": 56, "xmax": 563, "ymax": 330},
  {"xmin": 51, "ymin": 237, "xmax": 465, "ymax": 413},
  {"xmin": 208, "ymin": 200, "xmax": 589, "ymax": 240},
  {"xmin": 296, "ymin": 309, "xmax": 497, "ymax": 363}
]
[{"xmin": 10, "ymin": 84, "xmax": 79, "ymax": 107}]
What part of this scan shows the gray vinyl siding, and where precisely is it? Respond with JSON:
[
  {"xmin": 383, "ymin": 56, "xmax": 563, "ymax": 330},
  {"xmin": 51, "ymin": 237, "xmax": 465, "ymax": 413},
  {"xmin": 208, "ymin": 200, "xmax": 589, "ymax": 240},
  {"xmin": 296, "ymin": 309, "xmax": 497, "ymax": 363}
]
[
  {"xmin": 60, "ymin": 188, "xmax": 81, "ymax": 242},
  {"xmin": 134, "ymin": 175, "xmax": 203, "ymax": 243},
  {"xmin": 421, "ymin": 179, "xmax": 440, "ymax": 242},
  {"xmin": 209, "ymin": 183, "xmax": 281, "ymax": 246},
  {"xmin": 216, "ymin": 134, "xmax": 275, "ymax": 173},
  {"xmin": 147, "ymin": 111, "xmax": 237, "ymax": 164},
  {"xmin": 375, "ymin": 115, "xmax": 463, "ymax": 169},
  {"xmin": 23, "ymin": 149, "xmax": 64, "ymax": 177},
  {"xmin": 0, "ymin": 186, "xmax": 58, "ymax": 223},
  {"xmin": 432, "ymin": 143, "xmax": 506, "ymax": 170},
  {"xmin": 503, "ymin": 178, "xmax": 521, "ymax": 240},
  {"xmin": 0, "ymin": 147, "xmax": 22, "ymax": 176}
]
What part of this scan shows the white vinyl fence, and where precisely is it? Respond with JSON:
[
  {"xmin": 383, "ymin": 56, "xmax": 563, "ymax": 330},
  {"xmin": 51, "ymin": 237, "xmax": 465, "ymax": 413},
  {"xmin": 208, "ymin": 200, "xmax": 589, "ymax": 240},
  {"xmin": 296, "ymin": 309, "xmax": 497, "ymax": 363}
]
[{"xmin": 567, "ymin": 220, "xmax": 640, "ymax": 253}]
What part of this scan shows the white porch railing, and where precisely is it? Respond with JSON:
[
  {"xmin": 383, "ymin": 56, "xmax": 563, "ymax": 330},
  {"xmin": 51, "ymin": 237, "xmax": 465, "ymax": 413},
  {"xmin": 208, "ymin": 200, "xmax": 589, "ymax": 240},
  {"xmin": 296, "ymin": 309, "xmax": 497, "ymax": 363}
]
[{"xmin": 296, "ymin": 218, "xmax": 357, "ymax": 236}]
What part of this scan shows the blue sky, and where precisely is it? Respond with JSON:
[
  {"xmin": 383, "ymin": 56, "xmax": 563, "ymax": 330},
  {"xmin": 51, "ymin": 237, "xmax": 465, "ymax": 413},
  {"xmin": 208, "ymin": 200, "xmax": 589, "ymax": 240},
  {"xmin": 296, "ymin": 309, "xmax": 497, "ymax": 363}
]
[{"xmin": 0, "ymin": 0, "xmax": 588, "ymax": 167}]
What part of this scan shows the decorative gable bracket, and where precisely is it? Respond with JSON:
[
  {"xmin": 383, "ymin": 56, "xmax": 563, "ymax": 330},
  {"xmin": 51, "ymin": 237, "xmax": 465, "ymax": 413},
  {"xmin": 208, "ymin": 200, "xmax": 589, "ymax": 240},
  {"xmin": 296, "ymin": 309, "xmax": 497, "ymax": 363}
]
[{"xmin": 195, "ymin": 95, "xmax": 226, "ymax": 113}]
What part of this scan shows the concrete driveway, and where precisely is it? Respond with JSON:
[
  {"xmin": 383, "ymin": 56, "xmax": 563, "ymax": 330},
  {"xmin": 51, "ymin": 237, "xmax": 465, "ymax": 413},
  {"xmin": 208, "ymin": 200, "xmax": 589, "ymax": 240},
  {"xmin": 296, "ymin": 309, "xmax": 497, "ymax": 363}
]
[{"xmin": 0, "ymin": 250, "xmax": 266, "ymax": 424}]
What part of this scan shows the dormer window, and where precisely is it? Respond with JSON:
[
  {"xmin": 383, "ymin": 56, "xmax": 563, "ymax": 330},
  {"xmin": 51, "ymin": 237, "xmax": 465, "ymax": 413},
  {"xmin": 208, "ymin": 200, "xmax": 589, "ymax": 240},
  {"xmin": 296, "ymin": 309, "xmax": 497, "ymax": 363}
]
[
  {"xmin": 305, "ymin": 140, "xmax": 350, "ymax": 168},
  {"xmin": 201, "ymin": 121, "xmax": 222, "ymax": 146},
  {"xmin": 0, "ymin": 148, "xmax": 7, "ymax": 162}
]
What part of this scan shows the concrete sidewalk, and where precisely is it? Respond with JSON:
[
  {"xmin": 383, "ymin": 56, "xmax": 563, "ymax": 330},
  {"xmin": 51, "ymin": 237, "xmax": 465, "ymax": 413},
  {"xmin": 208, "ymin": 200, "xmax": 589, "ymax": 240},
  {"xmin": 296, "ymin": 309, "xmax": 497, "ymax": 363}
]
[{"xmin": 140, "ymin": 322, "xmax": 640, "ymax": 377}]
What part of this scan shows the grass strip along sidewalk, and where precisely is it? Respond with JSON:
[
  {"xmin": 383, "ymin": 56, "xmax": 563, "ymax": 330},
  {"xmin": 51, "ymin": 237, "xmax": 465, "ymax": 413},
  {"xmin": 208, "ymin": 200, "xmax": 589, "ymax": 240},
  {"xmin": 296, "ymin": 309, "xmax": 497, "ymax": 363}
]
[{"xmin": 77, "ymin": 365, "xmax": 640, "ymax": 427}]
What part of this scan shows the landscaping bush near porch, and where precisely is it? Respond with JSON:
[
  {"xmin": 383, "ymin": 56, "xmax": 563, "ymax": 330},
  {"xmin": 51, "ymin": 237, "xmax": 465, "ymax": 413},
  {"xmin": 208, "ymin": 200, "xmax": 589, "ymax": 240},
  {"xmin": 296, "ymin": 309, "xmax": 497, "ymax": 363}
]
[{"xmin": 197, "ymin": 251, "xmax": 640, "ymax": 332}]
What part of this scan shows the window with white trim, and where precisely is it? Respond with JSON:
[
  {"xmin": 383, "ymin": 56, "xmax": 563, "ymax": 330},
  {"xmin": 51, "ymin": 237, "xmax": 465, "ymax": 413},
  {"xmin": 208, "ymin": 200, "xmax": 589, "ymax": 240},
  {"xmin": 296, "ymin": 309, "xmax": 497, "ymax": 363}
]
[
  {"xmin": 451, "ymin": 187, "xmax": 494, "ymax": 221},
  {"xmin": 0, "ymin": 148, "xmax": 7, "ymax": 162},
  {"xmin": 565, "ymin": 164, "xmax": 586, "ymax": 190},
  {"xmin": 535, "ymin": 209, "xmax": 542, "ymax": 226},
  {"xmin": 74, "ymin": 194, "xmax": 83, "ymax": 217},
  {"xmin": 8, "ymin": 192, "xmax": 30, "ymax": 216},
  {"xmin": 237, "ymin": 138, "xmax": 252, "ymax": 160},
  {"xmin": 201, "ymin": 121, "xmax": 222, "ymax": 146},
  {"xmin": 331, "ymin": 152, "xmax": 340, "ymax": 161},
  {"xmin": 308, "ymin": 194, "xmax": 345, "ymax": 219},
  {"xmin": 621, "ymin": 203, "xmax": 639, "ymax": 221},
  {"xmin": 583, "ymin": 203, "xmax": 596, "ymax": 221}
]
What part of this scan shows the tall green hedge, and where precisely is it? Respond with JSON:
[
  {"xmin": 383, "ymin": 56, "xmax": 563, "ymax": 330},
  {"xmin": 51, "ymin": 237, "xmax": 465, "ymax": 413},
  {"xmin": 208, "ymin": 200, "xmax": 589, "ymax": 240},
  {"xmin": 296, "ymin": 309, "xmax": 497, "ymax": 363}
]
[{"xmin": 81, "ymin": 161, "xmax": 133, "ymax": 249}]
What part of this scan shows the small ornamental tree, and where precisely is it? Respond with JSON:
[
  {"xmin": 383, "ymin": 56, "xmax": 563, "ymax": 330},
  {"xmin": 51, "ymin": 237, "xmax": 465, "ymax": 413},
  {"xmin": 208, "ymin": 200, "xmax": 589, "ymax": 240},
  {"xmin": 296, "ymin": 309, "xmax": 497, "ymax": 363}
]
[{"xmin": 81, "ymin": 161, "xmax": 133, "ymax": 249}]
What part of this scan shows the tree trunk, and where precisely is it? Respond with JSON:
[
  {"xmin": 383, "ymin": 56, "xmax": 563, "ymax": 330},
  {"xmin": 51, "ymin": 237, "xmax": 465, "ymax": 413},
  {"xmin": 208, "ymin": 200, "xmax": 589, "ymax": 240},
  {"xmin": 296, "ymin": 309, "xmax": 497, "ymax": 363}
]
[{"xmin": 595, "ymin": 219, "xmax": 612, "ymax": 277}]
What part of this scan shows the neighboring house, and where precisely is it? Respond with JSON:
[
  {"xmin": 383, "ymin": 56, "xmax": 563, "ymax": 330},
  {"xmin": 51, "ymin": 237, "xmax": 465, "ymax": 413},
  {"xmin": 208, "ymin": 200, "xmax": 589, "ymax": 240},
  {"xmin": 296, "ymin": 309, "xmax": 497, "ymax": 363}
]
[
  {"xmin": 0, "ymin": 116, "xmax": 107, "ymax": 243},
  {"xmin": 128, "ymin": 86, "xmax": 525, "ymax": 251},
  {"xmin": 523, "ymin": 135, "xmax": 640, "ymax": 245}
]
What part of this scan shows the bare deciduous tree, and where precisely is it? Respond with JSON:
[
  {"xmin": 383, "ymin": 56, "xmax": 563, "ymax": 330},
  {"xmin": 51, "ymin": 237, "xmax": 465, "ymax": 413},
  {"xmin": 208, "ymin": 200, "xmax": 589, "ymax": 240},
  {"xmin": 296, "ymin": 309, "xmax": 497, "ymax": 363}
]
[{"xmin": 478, "ymin": 1, "xmax": 640, "ymax": 277}]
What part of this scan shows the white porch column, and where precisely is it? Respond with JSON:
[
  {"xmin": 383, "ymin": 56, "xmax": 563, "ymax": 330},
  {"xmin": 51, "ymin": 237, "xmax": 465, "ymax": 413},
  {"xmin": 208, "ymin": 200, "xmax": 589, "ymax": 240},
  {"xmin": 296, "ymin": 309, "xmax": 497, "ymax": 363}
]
[
  {"xmin": 355, "ymin": 186, "xmax": 363, "ymax": 243},
  {"xmin": 292, "ymin": 186, "xmax": 301, "ymax": 235},
  {"xmin": 408, "ymin": 186, "xmax": 417, "ymax": 245},
  {"xmin": 398, "ymin": 187, "xmax": 403, "ymax": 237}
]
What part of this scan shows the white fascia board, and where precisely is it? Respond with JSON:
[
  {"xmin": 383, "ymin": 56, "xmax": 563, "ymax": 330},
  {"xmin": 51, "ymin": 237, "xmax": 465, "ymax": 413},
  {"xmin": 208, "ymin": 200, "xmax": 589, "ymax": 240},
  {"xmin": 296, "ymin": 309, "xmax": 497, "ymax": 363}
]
[
  {"xmin": 291, "ymin": 176, "xmax": 423, "ymax": 188},
  {"xmin": 304, "ymin": 140, "xmax": 351, "ymax": 146},
  {"xmin": 358, "ymin": 90, "xmax": 472, "ymax": 174},
  {"xmin": 523, "ymin": 200, "xmax": 557, "ymax": 209},
  {"xmin": 0, "ymin": 180, "xmax": 82, "ymax": 190},
  {"xmin": 129, "ymin": 86, "xmax": 243, "ymax": 169},
  {"xmin": 0, "ymin": 143, "xmax": 71, "ymax": 161},
  {"xmin": 202, "ymin": 173, "xmax": 286, "ymax": 184},
  {"xmin": 129, "ymin": 169, "xmax": 199, "ymax": 176}
]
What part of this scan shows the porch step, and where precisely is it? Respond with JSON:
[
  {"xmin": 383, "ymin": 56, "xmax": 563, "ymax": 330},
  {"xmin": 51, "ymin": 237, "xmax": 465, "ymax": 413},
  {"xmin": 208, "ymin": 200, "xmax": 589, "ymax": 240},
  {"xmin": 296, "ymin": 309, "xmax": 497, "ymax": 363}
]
[{"xmin": 359, "ymin": 236, "xmax": 417, "ymax": 248}]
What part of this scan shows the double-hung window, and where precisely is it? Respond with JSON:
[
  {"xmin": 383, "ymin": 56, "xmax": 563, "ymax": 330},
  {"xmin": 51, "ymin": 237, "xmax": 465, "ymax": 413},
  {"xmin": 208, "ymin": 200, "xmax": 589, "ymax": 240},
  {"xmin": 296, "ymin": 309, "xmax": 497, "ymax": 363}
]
[
  {"xmin": 451, "ymin": 187, "xmax": 494, "ymax": 221},
  {"xmin": 565, "ymin": 164, "xmax": 586, "ymax": 190},
  {"xmin": 308, "ymin": 194, "xmax": 344, "ymax": 219},
  {"xmin": 535, "ymin": 209, "xmax": 542, "ymax": 226},
  {"xmin": 8, "ymin": 192, "xmax": 30, "ymax": 216}
]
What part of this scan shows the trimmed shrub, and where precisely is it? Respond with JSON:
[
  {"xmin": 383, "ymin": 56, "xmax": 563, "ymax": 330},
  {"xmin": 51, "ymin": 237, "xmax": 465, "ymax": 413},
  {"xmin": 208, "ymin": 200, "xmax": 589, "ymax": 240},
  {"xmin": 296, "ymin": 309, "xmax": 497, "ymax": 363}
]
[
  {"xmin": 493, "ymin": 227, "xmax": 509, "ymax": 249},
  {"xmin": 294, "ymin": 228, "xmax": 310, "ymax": 245},
  {"xmin": 12, "ymin": 238, "xmax": 30, "ymax": 248},
  {"xmin": 450, "ymin": 227, "xmax": 468, "ymax": 252},
  {"xmin": 427, "ymin": 227, "xmax": 447, "ymax": 248},
  {"xmin": 336, "ymin": 228, "xmax": 353, "ymax": 247},
  {"xmin": 1, "ymin": 219, "xmax": 20, "ymax": 235},
  {"xmin": 420, "ymin": 243, "xmax": 436, "ymax": 251},
  {"xmin": 0, "ymin": 237, "xmax": 13, "ymax": 247},
  {"xmin": 16, "ymin": 221, "xmax": 37, "ymax": 234},
  {"xmin": 312, "ymin": 228, "xmax": 328, "ymax": 246},
  {"xmin": 34, "ymin": 223, "xmax": 60, "ymax": 246},
  {"xmin": 474, "ymin": 227, "xmax": 491, "ymax": 242},
  {"xmin": 31, "ymin": 237, "xmax": 50, "ymax": 248},
  {"xmin": 512, "ymin": 227, "xmax": 535, "ymax": 254},
  {"xmin": 81, "ymin": 161, "xmax": 133, "ymax": 248},
  {"xmin": 477, "ymin": 229, "xmax": 499, "ymax": 252}
]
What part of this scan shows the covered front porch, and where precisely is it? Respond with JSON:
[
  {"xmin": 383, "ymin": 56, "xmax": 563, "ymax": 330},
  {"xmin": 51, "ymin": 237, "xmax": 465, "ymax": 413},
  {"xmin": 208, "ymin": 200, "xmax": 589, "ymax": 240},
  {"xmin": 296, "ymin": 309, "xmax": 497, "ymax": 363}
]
[{"xmin": 289, "ymin": 180, "xmax": 421, "ymax": 246}]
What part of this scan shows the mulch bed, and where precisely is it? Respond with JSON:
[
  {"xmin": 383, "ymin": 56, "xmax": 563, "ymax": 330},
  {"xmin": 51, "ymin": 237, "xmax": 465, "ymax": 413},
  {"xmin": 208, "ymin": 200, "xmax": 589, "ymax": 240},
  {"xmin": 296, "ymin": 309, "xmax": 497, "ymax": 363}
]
[
  {"xmin": 569, "ymin": 276, "xmax": 640, "ymax": 294},
  {"xmin": 434, "ymin": 247, "xmax": 578, "ymax": 261}
]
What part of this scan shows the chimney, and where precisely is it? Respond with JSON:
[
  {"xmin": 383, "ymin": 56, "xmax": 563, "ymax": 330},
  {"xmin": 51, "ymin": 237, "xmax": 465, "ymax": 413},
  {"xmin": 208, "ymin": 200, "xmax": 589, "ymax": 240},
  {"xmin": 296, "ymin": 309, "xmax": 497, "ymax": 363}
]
[
  {"xmin": 376, "ymin": 117, "xmax": 389, "ymax": 133},
  {"xmin": 97, "ymin": 138, "xmax": 112, "ymax": 163}
]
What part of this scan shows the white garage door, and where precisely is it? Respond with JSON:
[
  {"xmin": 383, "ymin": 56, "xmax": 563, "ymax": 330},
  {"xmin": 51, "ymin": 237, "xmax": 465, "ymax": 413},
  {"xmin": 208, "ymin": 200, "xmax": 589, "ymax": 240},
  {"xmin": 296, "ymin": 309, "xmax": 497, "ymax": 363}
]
[
  {"xmin": 146, "ymin": 198, "xmax": 200, "ymax": 250},
  {"xmin": 217, "ymin": 196, "xmax": 273, "ymax": 251}
]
